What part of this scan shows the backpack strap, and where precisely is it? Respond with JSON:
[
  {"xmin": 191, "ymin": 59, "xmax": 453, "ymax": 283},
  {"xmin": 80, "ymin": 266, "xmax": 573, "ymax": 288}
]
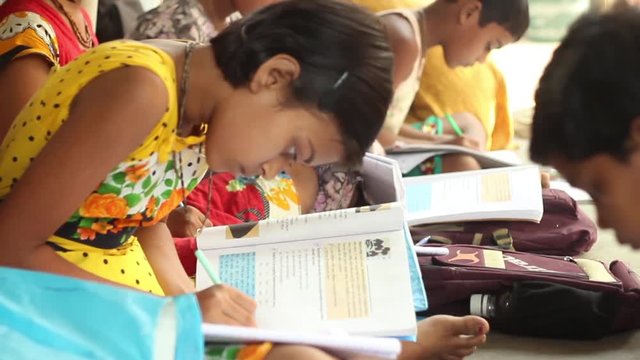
[{"xmin": 492, "ymin": 228, "xmax": 515, "ymax": 251}]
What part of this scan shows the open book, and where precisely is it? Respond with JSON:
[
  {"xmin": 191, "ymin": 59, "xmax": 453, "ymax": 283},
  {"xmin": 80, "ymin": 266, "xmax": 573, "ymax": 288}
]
[
  {"xmin": 404, "ymin": 165, "xmax": 544, "ymax": 226},
  {"xmin": 360, "ymin": 153, "xmax": 428, "ymax": 312},
  {"xmin": 196, "ymin": 202, "xmax": 418, "ymax": 338},
  {"xmin": 386, "ymin": 143, "xmax": 521, "ymax": 174}
]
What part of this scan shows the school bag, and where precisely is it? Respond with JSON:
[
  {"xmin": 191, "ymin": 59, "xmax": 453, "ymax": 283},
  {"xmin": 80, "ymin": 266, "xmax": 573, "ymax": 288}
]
[
  {"xmin": 418, "ymin": 244, "xmax": 640, "ymax": 339},
  {"xmin": 410, "ymin": 188, "xmax": 597, "ymax": 256}
]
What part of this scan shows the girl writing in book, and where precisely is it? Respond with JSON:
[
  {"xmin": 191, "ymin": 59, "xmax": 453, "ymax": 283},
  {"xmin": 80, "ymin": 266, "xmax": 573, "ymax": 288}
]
[{"xmin": 0, "ymin": 0, "xmax": 488, "ymax": 358}]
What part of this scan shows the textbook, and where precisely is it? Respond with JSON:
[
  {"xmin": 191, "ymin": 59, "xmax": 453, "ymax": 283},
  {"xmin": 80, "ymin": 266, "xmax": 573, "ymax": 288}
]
[
  {"xmin": 403, "ymin": 165, "xmax": 544, "ymax": 226},
  {"xmin": 196, "ymin": 202, "xmax": 418, "ymax": 337},
  {"xmin": 360, "ymin": 153, "xmax": 428, "ymax": 313},
  {"xmin": 386, "ymin": 143, "xmax": 521, "ymax": 174},
  {"xmin": 202, "ymin": 324, "xmax": 402, "ymax": 359}
]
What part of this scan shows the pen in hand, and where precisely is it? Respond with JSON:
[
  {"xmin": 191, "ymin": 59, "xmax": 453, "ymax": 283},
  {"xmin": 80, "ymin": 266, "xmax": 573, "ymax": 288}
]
[{"xmin": 195, "ymin": 249, "xmax": 222, "ymax": 285}]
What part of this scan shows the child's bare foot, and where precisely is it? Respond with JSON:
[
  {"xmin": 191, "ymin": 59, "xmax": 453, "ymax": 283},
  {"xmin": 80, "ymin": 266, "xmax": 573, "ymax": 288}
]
[{"xmin": 412, "ymin": 315, "xmax": 489, "ymax": 360}]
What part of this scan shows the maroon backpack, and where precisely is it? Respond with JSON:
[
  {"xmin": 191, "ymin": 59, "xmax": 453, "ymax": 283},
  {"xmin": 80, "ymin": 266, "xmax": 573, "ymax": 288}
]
[
  {"xmin": 418, "ymin": 244, "xmax": 640, "ymax": 339},
  {"xmin": 410, "ymin": 188, "xmax": 597, "ymax": 256}
]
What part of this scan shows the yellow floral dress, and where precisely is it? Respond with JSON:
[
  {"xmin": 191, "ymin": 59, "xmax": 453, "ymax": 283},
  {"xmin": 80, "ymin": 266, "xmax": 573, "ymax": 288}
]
[{"xmin": 0, "ymin": 40, "xmax": 208, "ymax": 295}]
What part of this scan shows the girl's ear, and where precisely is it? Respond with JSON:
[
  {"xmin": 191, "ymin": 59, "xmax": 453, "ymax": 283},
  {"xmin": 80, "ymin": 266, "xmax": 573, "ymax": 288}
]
[
  {"xmin": 458, "ymin": 0, "xmax": 482, "ymax": 26},
  {"xmin": 629, "ymin": 117, "xmax": 640, "ymax": 147},
  {"xmin": 248, "ymin": 54, "xmax": 301, "ymax": 94},
  {"xmin": 628, "ymin": 117, "xmax": 640, "ymax": 163}
]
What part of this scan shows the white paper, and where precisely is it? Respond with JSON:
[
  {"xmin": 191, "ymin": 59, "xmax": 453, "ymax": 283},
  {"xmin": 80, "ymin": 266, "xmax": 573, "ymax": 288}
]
[
  {"xmin": 202, "ymin": 324, "xmax": 402, "ymax": 359},
  {"xmin": 386, "ymin": 144, "xmax": 521, "ymax": 173},
  {"xmin": 403, "ymin": 165, "xmax": 544, "ymax": 225},
  {"xmin": 550, "ymin": 180, "xmax": 593, "ymax": 204}
]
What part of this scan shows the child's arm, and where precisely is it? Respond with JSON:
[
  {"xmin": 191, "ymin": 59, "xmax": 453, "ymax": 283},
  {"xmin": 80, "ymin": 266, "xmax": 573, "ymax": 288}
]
[
  {"xmin": 376, "ymin": 13, "xmax": 422, "ymax": 149},
  {"xmin": 382, "ymin": 13, "xmax": 421, "ymax": 90},
  {"xmin": 135, "ymin": 222, "xmax": 196, "ymax": 295},
  {"xmin": 0, "ymin": 67, "xmax": 167, "ymax": 282},
  {"xmin": 396, "ymin": 113, "xmax": 487, "ymax": 150},
  {"xmin": 0, "ymin": 55, "xmax": 53, "ymax": 142}
]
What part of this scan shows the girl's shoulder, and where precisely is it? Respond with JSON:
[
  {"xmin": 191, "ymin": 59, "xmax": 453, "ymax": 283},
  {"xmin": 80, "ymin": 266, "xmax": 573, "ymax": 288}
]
[{"xmin": 51, "ymin": 40, "xmax": 177, "ymax": 91}]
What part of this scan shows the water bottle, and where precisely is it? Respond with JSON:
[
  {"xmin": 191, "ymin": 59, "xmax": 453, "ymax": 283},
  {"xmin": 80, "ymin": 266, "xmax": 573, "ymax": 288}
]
[{"xmin": 469, "ymin": 291, "xmax": 514, "ymax": 329}]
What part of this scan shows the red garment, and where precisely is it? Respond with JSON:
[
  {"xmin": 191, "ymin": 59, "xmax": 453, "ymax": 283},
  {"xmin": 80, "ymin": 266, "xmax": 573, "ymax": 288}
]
[
  {"xmin": 176, "ymin": 173, "xmax": 268, "ymax": 276},
  {"xmin": 186, "ymin": 173, "xmax": 267, "ymax": 226},
  {"xmin": 0, "ymin": 0, "xmax": 98, "ymax": 66}
]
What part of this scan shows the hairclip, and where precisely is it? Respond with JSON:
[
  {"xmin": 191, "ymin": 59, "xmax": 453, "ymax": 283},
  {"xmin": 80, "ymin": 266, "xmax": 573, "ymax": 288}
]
[
  {"xmin": 333, "ymin": 71, "xmax": 349, "ymax": 89},
  {"xmin": 240, "ymin": 23, "xmax": 248, "ymax": 40}
]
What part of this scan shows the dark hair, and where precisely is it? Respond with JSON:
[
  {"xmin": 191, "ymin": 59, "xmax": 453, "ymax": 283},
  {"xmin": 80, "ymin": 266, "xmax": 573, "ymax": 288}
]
[
  {"xmin": 530, "ymin": 9, "xmax": 640, "ymax": 165},
  {"xmin": 210, "ymin": 0, "xmax": 393, "ymax": 166},
  {"xmin": 446, "ymin": 0, "xmax": 530, "ymax": 40}
]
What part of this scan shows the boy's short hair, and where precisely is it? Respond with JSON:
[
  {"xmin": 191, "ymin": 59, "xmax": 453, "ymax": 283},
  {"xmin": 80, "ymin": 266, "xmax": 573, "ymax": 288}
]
[
  {"xmin": 446, "ymin": 0, "xmax": 530, "ymax": 40},
  {"xmin": 530, "ymin": 9, "xmax": 640, "ymax": 164}
]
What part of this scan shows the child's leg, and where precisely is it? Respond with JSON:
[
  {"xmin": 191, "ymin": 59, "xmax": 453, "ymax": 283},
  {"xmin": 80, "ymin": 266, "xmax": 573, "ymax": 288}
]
[
  {"xmin": 441, "ymin": 154, "xmax": 482, "ymax": 173},
  {"xmin": 266, "ymin": 345, "xmax": 338, "ymax": 360},
  {"xmin": 414, "ymin": 315, "xmax": 489, "ymax": 360}
]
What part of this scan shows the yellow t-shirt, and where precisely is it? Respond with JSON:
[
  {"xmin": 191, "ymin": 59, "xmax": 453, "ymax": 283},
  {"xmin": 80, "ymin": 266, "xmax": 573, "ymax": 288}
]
[
  {"xmin": 407, "ymin": 46, "xmax": 514, "ymax": 150},
  {"xmin": 0, "ymin": 40, "xmax": 208, "ymax": 294}
]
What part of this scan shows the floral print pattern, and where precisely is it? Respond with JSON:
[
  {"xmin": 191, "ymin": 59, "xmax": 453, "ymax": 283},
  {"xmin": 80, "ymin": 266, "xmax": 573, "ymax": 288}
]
[
  {"xmin": 312, "ymin": 165, "xmax": 362, "ymax": 213},
  {"xmin": 128, "ymin": 0, "xmax": 217, "ymax": 43},
  {"xmin": 58, "ymin": 148, "xmax": 208, "ymax": 248},
  {"xmin": 0, "ymin": 11, "xmax": 59, "ymax": 66}
]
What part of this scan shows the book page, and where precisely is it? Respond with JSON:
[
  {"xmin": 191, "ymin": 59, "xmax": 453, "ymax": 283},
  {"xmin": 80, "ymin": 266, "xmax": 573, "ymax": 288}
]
[
  {"xmin": 197, "ymin": 228, "xmax": 417, "ymax": 337},
  {"xmin": 403, "ymin": 165, "xmax": 544, "ymax": 225},
  {"xmin": 198, "ymin": 202, "xmax": 404, "ymax": 250},
  {"xmin": 202, "ymin": 324, "xmax": 402, "ymax": 359},
  {"xmin": 386, "ymin": 144, "xmax": 520, "ymax": 173},
  {"xmin": 361, "ymin": 154, "xmax": 428, "ymax": 312}
]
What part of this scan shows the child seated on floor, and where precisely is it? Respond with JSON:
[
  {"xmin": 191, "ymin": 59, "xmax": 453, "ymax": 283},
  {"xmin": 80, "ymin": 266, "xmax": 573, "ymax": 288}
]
[
  {"xmin": 0, "ymin": 1, "xmax": 488, "ymax": 358},
  {"xmin": 354, "ymin": 0, "xmax": 528, "ymax": 175}
]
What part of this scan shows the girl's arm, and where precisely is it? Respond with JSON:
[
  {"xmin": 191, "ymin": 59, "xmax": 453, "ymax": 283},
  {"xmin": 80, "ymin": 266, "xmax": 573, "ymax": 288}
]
[
  {"xmin": 0, "ymin": 56, "xmax": 52, "ymax": 142},
  {"xmin": 135, "ymin": 222, "xmax": 196, "ymax": 295},
  {"xmin": 0, "ymin": 66, "xmax": 168, "ymax": 281}
]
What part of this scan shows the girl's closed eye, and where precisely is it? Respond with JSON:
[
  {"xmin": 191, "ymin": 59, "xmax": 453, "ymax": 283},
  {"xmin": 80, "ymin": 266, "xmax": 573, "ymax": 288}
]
[
  {"xmin": 486, "ymin": 42, "xmax": 494, "ymax": 52},
  {"xmin": 285, "ymin": 145, "xmax": 298, "ymax": 162}
]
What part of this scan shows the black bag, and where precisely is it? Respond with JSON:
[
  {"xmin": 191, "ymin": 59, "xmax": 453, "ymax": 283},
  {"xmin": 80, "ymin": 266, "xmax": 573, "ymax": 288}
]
[
  {"xmin": 410, "ymin": 189, "xmax": 597, "ymax": 256},
  {"xmin": 419, "ymin": 244, "xmax": 640, "ymax": 339}
]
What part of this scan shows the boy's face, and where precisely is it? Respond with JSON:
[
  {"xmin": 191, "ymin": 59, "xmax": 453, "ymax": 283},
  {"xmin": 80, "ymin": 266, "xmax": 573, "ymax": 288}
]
[
  {"xmin": 441, "ymin": 0, "xmax": 516, "ymax": 67},
  {"xmin": 551, "ymin": 151, "xmax": 640, "ymax": 249},
  {"xmin": 444, "ymin": 23, "xmax": 514, "ymax": 67}
]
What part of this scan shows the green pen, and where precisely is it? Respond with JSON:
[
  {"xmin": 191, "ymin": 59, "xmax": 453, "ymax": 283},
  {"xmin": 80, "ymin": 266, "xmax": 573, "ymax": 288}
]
[
  {"xmin": 195, "ymin": 249, "xmax": 222, "ymax": 285},
  {"xmin": 445, "ymin": 113, "xmax": 465, "ymax": 137}
]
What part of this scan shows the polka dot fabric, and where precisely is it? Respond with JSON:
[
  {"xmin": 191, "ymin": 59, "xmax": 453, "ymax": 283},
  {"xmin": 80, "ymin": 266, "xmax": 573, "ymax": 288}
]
[{"xmin": 0, "ymin": 40, "xmax": 209, "ymax": 294}]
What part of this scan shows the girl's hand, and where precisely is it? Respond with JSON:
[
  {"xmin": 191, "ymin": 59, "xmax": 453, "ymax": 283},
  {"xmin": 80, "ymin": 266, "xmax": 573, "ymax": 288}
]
[
  {"xmin": 438, "ymin": 135, "xmax": 482, "ymax": 151},
  {"xmin": 166, "ymin": 205, "xmax": 212, "ymax": 238},
  {"xmin": 196, "ymin": 285, "xmax": 257, "ymax": 326}
]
